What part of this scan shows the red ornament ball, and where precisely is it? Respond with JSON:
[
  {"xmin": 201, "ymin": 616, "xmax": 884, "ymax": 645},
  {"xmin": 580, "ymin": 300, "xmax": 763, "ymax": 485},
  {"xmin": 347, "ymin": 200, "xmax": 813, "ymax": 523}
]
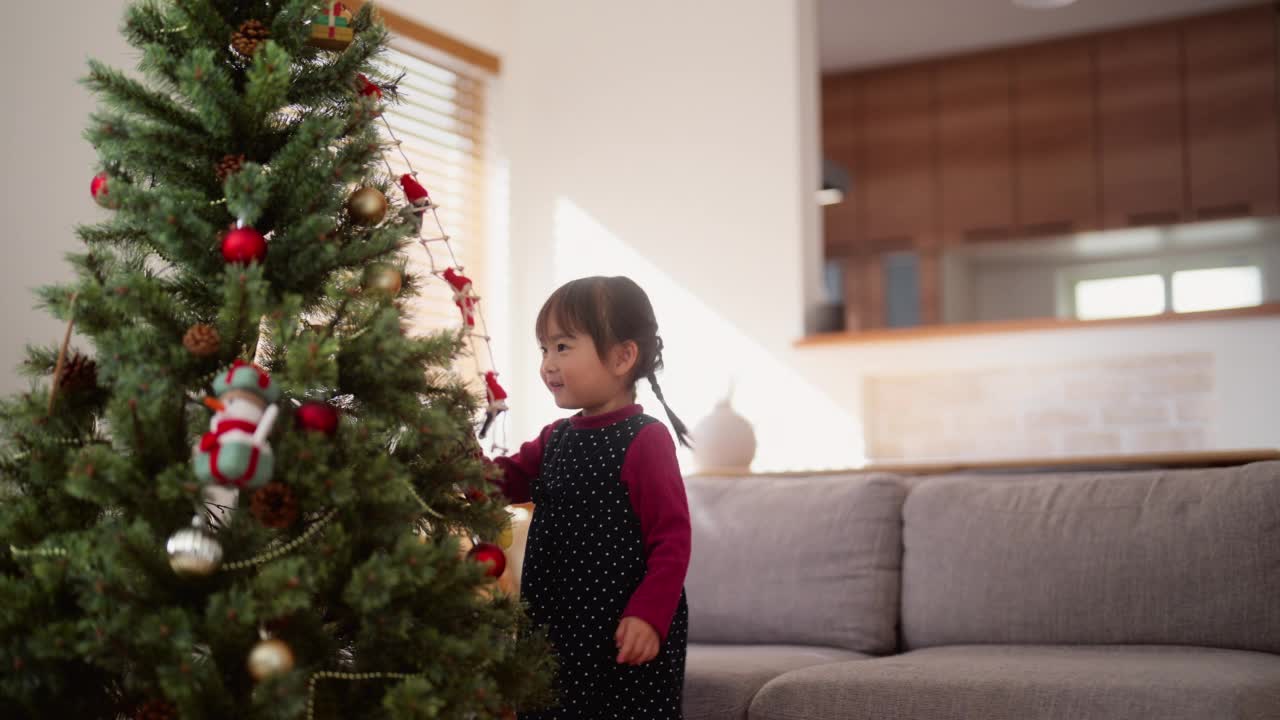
[
  {"xmin": 296, "ymin": 401, "xmax": 339, "ymax": 436},
  {"xmin": 467, "ymin": 542, "xmax": 506, "ymax": 578},
  {"xmin": 221, "ymin": 226, "xmax": 267, "ymax": 264},
  {"xmin": 90, "ymin": 172, "xmax": 118, "ymax": 209}
]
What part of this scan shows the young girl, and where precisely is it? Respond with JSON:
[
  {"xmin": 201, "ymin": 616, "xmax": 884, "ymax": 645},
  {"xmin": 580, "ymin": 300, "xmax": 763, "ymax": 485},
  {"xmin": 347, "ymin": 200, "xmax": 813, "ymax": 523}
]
[{"xmin": 494, "ymin": 276, "xmax": 693, "ymax": 719}]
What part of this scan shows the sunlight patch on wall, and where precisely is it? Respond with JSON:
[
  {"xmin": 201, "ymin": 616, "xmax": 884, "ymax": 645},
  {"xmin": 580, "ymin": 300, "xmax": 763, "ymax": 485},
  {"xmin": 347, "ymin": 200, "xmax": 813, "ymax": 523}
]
[{"xmin": 552, "ymin": 197, "xmax": 864, "ymax": 471}]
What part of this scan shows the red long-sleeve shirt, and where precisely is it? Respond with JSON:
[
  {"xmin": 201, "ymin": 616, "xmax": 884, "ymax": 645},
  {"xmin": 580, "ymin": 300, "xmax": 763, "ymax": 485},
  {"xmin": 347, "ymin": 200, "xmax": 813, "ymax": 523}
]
[{"xmin": 493, "ymin": 404, "xmax": 691, "ymax": 641}]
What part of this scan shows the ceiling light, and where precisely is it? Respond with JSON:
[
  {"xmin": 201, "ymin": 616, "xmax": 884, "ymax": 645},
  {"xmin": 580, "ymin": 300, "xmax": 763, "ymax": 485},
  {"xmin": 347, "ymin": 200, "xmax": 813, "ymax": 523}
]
[
  {"xmin": 817, "ymin": 188, "xmax": 845, "ymax": 206},
  {"xmin": 1013, "ymin": 0, "xmax": 1078, "ymax": 9}
]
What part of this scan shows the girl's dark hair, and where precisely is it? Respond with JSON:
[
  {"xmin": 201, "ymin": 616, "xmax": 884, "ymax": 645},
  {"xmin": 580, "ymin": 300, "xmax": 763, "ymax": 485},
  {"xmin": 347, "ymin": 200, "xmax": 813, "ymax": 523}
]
[{"xmin": 536, "ymin": 276, "xmax": 692, "ymax": 448}]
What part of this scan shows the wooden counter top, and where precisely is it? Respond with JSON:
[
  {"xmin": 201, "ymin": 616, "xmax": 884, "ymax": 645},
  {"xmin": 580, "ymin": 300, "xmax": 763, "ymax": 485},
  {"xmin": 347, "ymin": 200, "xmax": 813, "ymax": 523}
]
[
  {"xmin": 693, "ymin": 449, "xmax": 1280, "ymax": 477},
  {"xmin": 797, "ymin": 303, "xmax": 1280, "ymax": 347}
]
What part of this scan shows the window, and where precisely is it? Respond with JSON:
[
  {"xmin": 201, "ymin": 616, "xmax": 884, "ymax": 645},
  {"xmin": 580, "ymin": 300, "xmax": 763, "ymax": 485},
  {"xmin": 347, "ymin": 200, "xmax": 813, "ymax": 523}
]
[
  {"xmin": 1059, "ymin": 252, "xmax": 1267, "ymax": 321},
  {"xmin": 376, "ymin": 13, "xmax": 497, "ymax": 338},
  {"xmin": 883, "ymin": 251, "xmax": 921, "ymax": 328},
  {"xmin": 1073, "ymin": 274, "xmax": 1165, "ymax": 320},
  {"xmin": 1171, "ymin": 266, "xmax": 1263, "ymax": 313}
]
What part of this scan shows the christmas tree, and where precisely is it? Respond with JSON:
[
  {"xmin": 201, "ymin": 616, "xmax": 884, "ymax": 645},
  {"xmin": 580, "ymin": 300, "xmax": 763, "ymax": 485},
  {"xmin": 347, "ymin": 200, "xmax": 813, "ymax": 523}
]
[{"xmin": 0, "ymin": 2, "xmax": 554, "ymax": 718}]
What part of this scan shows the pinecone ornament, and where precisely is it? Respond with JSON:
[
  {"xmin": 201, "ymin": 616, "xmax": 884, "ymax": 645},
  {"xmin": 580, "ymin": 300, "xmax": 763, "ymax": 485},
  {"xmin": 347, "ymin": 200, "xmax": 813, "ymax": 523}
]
[
  {"xmin": 132, "ymin": 699, "xmax": 177, "ymax": 720},
  {"xmin": 57, "ymin": 352, "xmax": 98, "ymax": 394},
  {"xmin": 251, "ymin": 482, "xmax": 299, "ymax": 529},
  {"xmin": 231, "ymin": 19, "xmax": 271, "ymax": 57},
  {"xmin": 183, "ymin": 324, "xmax": 221, "ymax": 357},
  {"xmin": 214, "ymin": 153, "xmax": 245, "ymax": 183}
]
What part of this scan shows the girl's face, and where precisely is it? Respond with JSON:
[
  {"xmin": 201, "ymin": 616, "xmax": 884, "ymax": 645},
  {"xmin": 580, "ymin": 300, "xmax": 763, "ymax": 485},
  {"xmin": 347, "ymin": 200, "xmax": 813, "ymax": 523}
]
[{"xmin": 539, "ymin": 317, "xmax": 637, "ymax": 416}]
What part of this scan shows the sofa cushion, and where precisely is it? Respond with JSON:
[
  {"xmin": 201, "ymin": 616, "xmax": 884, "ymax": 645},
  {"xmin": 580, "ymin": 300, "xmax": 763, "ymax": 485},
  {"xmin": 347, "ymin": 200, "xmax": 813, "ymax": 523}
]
[
  {"xmin": 750, "ymin": 645, "xmax": 1280, "ymax": 720},
  {"xmin": 683, "ymin": 644, "xmax": 867, "ymax": 720},
  {"xmin": 685, "ymin": 473, "xmax": 906, "ymax": 653},
  {"xmin": 901, "ymin": 461, "xmax": 1280, "ymax": 652}
]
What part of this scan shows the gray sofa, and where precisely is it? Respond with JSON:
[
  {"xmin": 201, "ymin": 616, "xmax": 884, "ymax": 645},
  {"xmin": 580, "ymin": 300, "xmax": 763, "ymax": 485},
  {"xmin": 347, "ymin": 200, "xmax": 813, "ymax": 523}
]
[{"xmin": 682, "ymin": 461, "xmax": 1280, "ymax": 720}]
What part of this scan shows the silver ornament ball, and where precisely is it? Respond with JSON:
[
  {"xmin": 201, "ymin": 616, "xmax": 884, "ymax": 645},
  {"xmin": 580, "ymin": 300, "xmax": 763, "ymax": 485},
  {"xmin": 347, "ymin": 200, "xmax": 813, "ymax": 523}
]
[{"xmin": 166, "ymin": 516, "xmax": 223, "ymax": 577}]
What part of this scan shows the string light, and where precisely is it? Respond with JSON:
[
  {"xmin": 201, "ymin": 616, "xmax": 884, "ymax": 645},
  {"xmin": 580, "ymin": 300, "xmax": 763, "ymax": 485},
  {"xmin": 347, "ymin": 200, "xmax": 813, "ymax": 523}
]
[
  {"xmin": 220, "ymin": 508, "xmax": 338, "ymax": 571},
  {"xmin": 307, "ymin": 671, "xmax": 423, "ymax": 720}
]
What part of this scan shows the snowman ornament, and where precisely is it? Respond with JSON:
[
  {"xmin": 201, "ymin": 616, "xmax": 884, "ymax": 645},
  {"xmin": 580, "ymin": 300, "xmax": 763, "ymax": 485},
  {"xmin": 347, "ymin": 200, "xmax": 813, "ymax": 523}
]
[{"xmin": 193, "ymin": 360, "xmax": 280, "ymax": 490}]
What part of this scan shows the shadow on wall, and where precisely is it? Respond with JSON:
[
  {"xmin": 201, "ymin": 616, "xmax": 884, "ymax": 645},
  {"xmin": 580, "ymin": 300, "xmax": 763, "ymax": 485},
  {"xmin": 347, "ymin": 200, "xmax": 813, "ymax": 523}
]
[{"xmin": 551, "ymin": 197, "xmax": 864, "ymax": 471}]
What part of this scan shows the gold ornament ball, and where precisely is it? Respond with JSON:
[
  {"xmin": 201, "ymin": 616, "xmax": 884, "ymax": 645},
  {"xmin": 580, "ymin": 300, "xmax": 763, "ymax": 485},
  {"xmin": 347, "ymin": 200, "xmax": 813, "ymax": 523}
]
[
  {"xmin": 364, "ymin": 263, "xmax": 403, "ymax": 296},
  {"xmin": 166, "ymin": 519, "xmax": 223, "ymax": 577},
  {"xmin": 247, "ymin": 638, "xmax": 295, "ymax": 681},
  {"xmin": 347, "ymin": 187, "xmax": 388, "ymax": 226}
]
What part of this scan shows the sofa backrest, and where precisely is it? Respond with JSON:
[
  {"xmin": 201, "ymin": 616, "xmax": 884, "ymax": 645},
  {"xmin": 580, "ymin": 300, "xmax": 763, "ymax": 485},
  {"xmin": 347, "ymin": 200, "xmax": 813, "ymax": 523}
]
[
  {"xmin": 900, "ymin": 461, "xmax": 1280, "ymax": 653},
  {"xmin": 685, "ymin": 472, "xmax": 906, "ymax": 654}
]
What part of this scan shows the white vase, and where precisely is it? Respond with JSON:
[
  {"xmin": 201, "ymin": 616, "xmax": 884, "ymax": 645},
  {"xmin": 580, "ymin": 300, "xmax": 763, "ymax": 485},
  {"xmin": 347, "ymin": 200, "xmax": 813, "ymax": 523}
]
[{"xmin": 691, "ymin": 390, "xmax": 757, "ymax": 473}]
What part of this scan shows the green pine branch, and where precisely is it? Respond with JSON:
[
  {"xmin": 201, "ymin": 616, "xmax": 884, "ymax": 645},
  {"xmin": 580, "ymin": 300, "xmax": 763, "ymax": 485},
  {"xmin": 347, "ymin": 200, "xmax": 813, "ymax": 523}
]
[{"xmin": 84, "ymin": 60, "xmax": 205, "ymax": 135}]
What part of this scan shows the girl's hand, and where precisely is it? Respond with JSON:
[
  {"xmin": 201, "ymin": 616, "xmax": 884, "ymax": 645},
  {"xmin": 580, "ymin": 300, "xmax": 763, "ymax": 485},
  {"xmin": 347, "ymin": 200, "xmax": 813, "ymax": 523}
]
[{"xmin": 615, "ymin": 617, "xmax": 660, "ymax": 665}]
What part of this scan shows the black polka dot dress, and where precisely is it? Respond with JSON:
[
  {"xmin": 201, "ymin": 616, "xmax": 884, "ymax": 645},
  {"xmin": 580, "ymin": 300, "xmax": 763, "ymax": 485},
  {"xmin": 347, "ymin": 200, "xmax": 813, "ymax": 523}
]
[{"xmin": 518, "ymin": 412, "xmax": 689, "ymax": 720}]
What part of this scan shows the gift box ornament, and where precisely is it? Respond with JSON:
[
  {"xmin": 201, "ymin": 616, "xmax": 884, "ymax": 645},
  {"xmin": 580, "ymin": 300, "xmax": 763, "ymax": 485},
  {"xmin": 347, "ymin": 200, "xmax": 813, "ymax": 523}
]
[{"xmin": 308, "ymin": 2, "xmax": 354, "ymax": 51}]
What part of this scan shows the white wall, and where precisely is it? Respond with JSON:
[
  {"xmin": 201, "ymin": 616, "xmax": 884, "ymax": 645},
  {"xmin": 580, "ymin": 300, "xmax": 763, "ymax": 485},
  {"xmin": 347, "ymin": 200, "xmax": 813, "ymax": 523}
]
[
  {"xmin": 497, "ymin": 0, "xmax": 849, "ymax": 469},
  {"xmin": 328, "ymin": 1, "xmax": 840, "ymax": 469},
  {"xmin": 0, "ymin": 0, "xmax": 135, "ymax": 396},
  {"xmin": 795, "ymin": 315, "xmax": 1280, "ymax": 457}
]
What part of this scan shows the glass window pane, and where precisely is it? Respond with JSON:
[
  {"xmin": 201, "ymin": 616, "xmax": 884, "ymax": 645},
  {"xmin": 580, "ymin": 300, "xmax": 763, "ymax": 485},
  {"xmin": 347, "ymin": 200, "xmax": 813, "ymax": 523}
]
[
  {"xmin": 1171, "ymin": 266, "xmax": 1263, "ymax": 313},
  {"xmin": 1074, "ymin": 274, "xmax": 1165, "ymax": 320},
  {"xmin": 884, "ymin": 252, "xmax": 920, "ymax": 328}
]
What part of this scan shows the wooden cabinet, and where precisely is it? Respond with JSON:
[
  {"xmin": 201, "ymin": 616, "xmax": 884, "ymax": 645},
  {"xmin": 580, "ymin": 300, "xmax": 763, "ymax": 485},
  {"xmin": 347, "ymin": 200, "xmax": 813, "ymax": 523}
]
[
  {"xmin": 1183, "ymin": 5, "xmax": 1279, "ymax": 220},
  {"xmin": 1097, "ymin": 24, "xmax": 1187, "ymax": 228},
  {"xmin": 823, "ymin": 197, "xmax": 860, "ymax": 259},
  {"xmin": 858, "ymin": 65, "xmax": 937, "ymax": 251},
  {"xmin": 1013, "ymin": 39, "xmax": 1099, "ymax": 236},
  {"xmin": 842, "ymin": 255, "xmax": 884, "ymax": 332},
  {"xmin": 820, "ymin": 5, "xmax": 1280, "ymax": 335},
  {"xmin": 822, "ymin": 74, "xmax": 859, "ymax": 258},
  {"xmin": 937, "ymin": 52, "xmax": 1016, "ymax": 244}
]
